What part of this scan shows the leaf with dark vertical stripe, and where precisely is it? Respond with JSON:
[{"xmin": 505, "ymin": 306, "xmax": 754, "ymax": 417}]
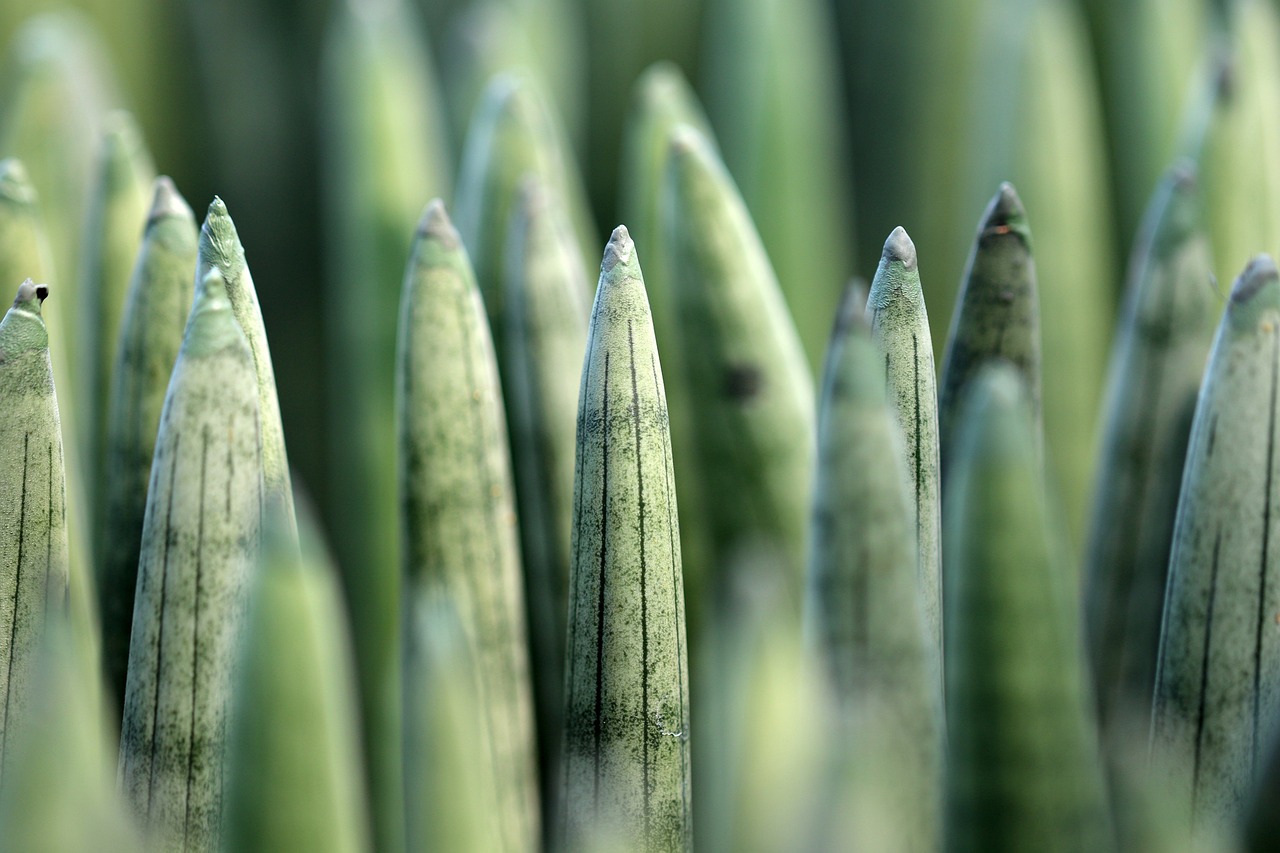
[{"xmin": 562, "ymin": 226, "xmax": 691, "ymax": 852}]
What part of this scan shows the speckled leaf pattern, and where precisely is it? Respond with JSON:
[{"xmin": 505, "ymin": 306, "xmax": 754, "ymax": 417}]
[
  {"xmin": 866, "ymin": 226, "xmax": 942, "ymax": 660},
  {"xmin": 118, "ymin": 270, "xmax": 263, "ymax": 853},
  {"xmin": 396, "ymin": 201, "xmax": 539, "ymax": 853},
  {"xmin": 1084, "ymin": 164, "xmax": 1218, "ymax": 734},
  {"xmin": 195, "ymin": 198, "xmax": 293, "ymax": 532},
  {"xmin": 944, "ymin": 366, "xmax": 1113, "ymax": 853},
  {"xmin": 0, "ymin": 281, "xmax": 68, "ymax": 781},
  {"xmin": 806, "ymin": 287, "xmax": 941, "ymax": 853},
  {"xmin": 661, "ymin": 126, "xmax": 814, "ymax": 606},
  {"xmin": 561, "ymin": 227, "xmax": 691, "ymax": 852},
  {"xmin": 939, "ymin": 183, "xmax": 1042, "ymax": 469},
  {"xmin": 1153, "ymin": 256, "xmax": 1280, "ymax": 831},
  {"xmin": 98, "ymin": 177, "xmax": 197, "ymax": 710}
]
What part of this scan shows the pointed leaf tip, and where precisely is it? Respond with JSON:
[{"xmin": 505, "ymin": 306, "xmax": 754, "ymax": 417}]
[
  {"xmin": 990, "ymin": 182, "xmax": 1026, "ymax": 222},
  {"xmin": 12, "ymin": 279, "xmax": 47, "ymax": 310},
  {"xmin": 883, "ymin": 226, "xmax": 917, "ymax": 269},
  {"xmin": 416, "ymin": 199, "xmax": 460, "ymax": 247},
  {"xmin": 602, "ymin": 225, "xmax": 634, "ymax": 273},
  {"xmin": 1231, "ymin": 255, "xmax": 1280, "ymax": 304},
  {"xmin": 147, "ymin": 176, "xmax": 192, "ymax": 226}
]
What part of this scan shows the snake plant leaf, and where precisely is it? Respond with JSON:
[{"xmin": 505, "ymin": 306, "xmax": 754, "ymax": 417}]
[
  {"xmin": 0, "ymin": 280, "xmax": 69, "ymax": 779},
  {"xmin": 561, "ymin": 226, "xmax": 691, "ymax": 852},
  {"xmin": 700, "ymin": 0, "xmax": 853, "ymax": 370},
  {"xmin": 98, "ymin": 176, "xmax": 197, "ymax": 712},
  {"xmin": 1079, "ymin": 0, "xmax": 1210, "ymax": 251},
  {"xmin": 118, "ymin": 268, "xmax": 263, "ymax": 852},
  {"xmin": 397, "ymin": 200, "xmax": 539, "ymax": 852},
  {"xmin": 80, "ymin": 112, "xmax": 155, "ymax": 541},
  {"xmin": 321, "ymin": 7, "xmax": 452, "ymax": 844},
  {"xmin": 222, "ymin": 513, "xmax": 371, "ymax": 853},
  {"xmin": 453, "ymin": 72, "xmax": 597, "ymax": 357},
  {"xmin": 437, "ymin": 0, "xmax": 586, "ymax": 156},
  {"xmin": 403, "ymin": 593, "xmax": 503, "ymax": 853},
  {"xmin": 0, "ymin": 12, "xmax": 117, "ymax": 307},
  {"xmin": 866, "ymin": 226, "xmax": 942, "ymax": 659},
  {"xmin": 618, "ymin": 65, "xmax": 717, "ymax": 606},
  {"xmin": 0, "ymin": 619, "xmax": 140, "ymax": 853},
  {"xmin": 196, "ymin": 197, "xmax": 293, "ymax": 531},
  {"xmin": 1201, "ymin": 0, "xmax": 1280, "ymax": 298},
  {"xmin": 502, "ymin": 176, "xmax": 589, "ymax": 819},
  {"xmin": 699, "ymin": 569, "xmax": 827, "ymax": 853},
  {"xmin": 944, "ymin": 365, "xmax": 1113, "ymax": 853},
  {"xmin": 961, "ymin": 0, "xmax": 1115, "ymax": 557},
  {"xmin": 661, "ymin": 125, "xmax": 815, "ymax": 616},
  {"xmin": 939, "ymin": 183, "xmax": 1041, "ymax": 471},
  {"xmin": 0, "ymin": 158, "xmax": 97, "ymax": 723},
  {"xmin": 1246, "ymin": 729, "xmax": 1280, "ymax": 852},
  {"xmin": 1083, "ymin": 164, "xmax": 1219, "ymax": 736},
  {"xmin": 1152, "ymin": 256, "xmax": 1280, "ymax": 833},
  {"xmin": 577, "ymin": 0, "xmax": 702, "ymax": 222},
  {"xmin": 804, "ymin": 284, "xmax": 941, "ymax": 852}
]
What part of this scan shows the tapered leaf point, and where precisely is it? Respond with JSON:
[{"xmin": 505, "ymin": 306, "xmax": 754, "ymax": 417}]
[
  {"xmin": 1170, "ymin": 159, "xmax": 1197, "ymax": 191},
  {"xmin": 602, "ymin": 225, "xmax": 635, "ymax": 275},
  {"xmin": 200, "ymin": 195, "xmax": 244, "ymax": 267},
  {"xmin": 0, "ymin": 159, "xmax": 36, "ymax": 205},
  {"xmin": 102, "ymin": 110, "xmax": 147, "ymax": 160},
  {"xmin": 1226, "ymin": 255, "xmax": 1280, "ymax": 332},
  {"xmin": 638, "ymin": 61, "xmax": 693, "ymax": 107},
  {"xmin": 415, "ymin": 198, "xmax": 461, "ymax": 248},
  {"xmin": 12, "ymin": 279, "xmax": 47, "ymax": 312},
  {"xmin": 147, "ymin": 176, "xmax": 194, "ymax": 228},
  {"xmin": 883, "ymin": 226, "xmax": 917, "ymax": 271},
  {"xmin": 982, "ymin": 182, "xmax": 1031, "ymax": 244}
]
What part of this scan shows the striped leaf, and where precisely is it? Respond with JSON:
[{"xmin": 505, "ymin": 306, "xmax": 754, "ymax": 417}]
[
  {"xmin": 0, "ymin": 280, "xmax": 69, "ymax": 779},
  {"xmin": 561, "ymin": 226, "xmax": 691, "ymax": 851},
  {"xmin": 939, "ymin": 183, "xmax": 1041, "ymax": 469},
  {"xmin": 97, "ymin": 177, "xmax": 196, "ymax": 710},
  {"xmin": 118, "ymin": 269, "xmax": 263, "ymax": 852},
  {"xmin": 1084, "ymin": 163, "xmax": 1219, "ymax": 735},
  {"xmin": 396, "ymin": 200, "xmax": 539, "ymax": 852},
  {"xmin": 866, "ymin": 226, "xmax": 942, "ymax": 659},
  {"xmin": 944, "ymin": 365, "xmax": 1113, "ymax": 853},
  {"xmin": 1152, "ymin": 255, "xmax": 1280, "ymax": 831}
]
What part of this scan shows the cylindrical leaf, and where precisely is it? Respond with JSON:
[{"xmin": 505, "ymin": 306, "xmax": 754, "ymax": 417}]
[
  {"xmin": 396, "ymin": 200, "xmax": 539, "ymax": 852},
  {"xmin": 118, "ymin": 269, "xmax": 263, "ymax": 852},
  {"xmin": 561, "ymin": 226, "xmax": 691, "ymax": 851}
]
